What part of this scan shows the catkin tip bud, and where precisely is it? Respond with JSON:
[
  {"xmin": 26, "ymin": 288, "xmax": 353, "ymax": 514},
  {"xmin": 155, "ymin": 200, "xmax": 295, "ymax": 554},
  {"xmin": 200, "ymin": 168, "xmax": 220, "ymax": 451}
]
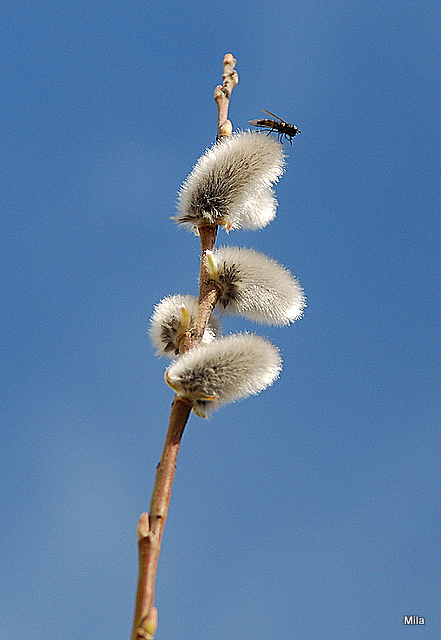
[
  {"xmin": 150, "ymin": 294, "xmax": 221, "ymax": 357},
  {"xmin": 175, "ymin": 131, "xmax": 285, "ymax": 232},
  {"xmin": 165, "ymin": 333, "xmax": 282, "ymax": 417}
]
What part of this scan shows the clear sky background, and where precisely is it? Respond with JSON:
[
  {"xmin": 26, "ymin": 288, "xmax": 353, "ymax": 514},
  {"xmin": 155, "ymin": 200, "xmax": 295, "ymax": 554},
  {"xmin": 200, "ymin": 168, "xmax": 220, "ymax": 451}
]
[{"xmin": 2, "ymin": 2, "xmax": 440, "ymax": 639}]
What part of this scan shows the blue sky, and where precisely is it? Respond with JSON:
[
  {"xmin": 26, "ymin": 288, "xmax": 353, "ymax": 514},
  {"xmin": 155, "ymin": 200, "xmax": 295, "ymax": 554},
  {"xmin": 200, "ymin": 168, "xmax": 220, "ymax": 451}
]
[{"xmin": 1, "ymin": 1, "xmax": 440, "ymax": 639}]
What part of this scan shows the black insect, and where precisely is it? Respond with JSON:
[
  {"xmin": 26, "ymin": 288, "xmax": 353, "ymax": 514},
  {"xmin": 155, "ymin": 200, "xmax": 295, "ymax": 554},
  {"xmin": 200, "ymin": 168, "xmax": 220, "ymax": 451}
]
[{"xmin": 248, "ymin": 109, "xmax": 301, "ymax": 144}]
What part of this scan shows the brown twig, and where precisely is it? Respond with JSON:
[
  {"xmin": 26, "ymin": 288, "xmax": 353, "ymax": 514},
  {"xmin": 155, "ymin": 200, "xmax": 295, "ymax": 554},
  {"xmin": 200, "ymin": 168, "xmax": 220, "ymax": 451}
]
[
  {"xmin": 214, "ymin": 53, "xmax": 239, "ymax": 140},
  {"xmin": 131, "ymin": 397, "xmax": 192, "ymax": 640},
  {"xmin": 184, "ymin": 224, "xmax": 220, "ymax": 351},
  {"xmin": 131, "ymin": 53, "xmax": 237, "ymax": 640}
]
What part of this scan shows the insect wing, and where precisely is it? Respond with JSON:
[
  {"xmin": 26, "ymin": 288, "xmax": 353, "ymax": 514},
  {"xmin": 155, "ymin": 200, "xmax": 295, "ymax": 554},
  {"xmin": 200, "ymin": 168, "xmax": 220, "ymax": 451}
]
[{"xmin": 262, "ymin": 109, "xmax": 283, "ymax": 122}]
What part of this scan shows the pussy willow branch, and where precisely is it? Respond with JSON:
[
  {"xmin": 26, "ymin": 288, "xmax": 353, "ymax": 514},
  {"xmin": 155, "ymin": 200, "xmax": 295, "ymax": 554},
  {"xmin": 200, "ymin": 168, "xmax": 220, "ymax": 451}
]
[
  {"xmin": 131, "ymin": 397, "xmax": 192, "ymax": 640},
  {"xmin": 184, "ymin": 224, "xmax": 220, "ymax": 351},
  {"xmin": 214, "ymin": 53, "xmax": 239, "ymax": 140},
  {"xmin": 131, "ymin": 54, "xmax": 238, "ymax": 640}
]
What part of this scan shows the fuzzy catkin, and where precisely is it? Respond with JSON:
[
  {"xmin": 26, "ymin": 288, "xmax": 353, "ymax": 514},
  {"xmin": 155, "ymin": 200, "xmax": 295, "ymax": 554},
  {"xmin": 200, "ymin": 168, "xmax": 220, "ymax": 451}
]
[
  {"xmin": 165, "ymin": 333, "xmax": 282, "ymax": 418},
  {"xmin": 175, "ymin": 131, "xmax": 285, "ymax": 231},
  {"xmin": 210, "ymin": 246, "xmax": 306, "ymax": 325},
  {"xmin": 235, "ymin": 187, "xmax": 278, "ymax": 230},
  {"xmin": 150, "ymin": 294, "xmax": 220, "ymax": 357}
]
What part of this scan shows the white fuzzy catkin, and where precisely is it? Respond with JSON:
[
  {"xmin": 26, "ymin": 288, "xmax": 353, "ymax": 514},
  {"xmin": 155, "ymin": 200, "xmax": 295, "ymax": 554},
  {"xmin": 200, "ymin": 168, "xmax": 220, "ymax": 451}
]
[
  {"xmin": 165, "ymin": 333, "xmax": 282, "ymax": 418},
  {"xmin": 150, "ymin": 294, "xmax": 220, "ymax": 358},
  {"xmin": 209, "ymin": 247, "xmax": 306, "ymax": 325},
  {"xmin": 175, "ymin": 131, "xmax": 285, "ymax": 231},
  {"xmin": 234, "ymin": 187, "xmax": 277, "ymax": 231}
]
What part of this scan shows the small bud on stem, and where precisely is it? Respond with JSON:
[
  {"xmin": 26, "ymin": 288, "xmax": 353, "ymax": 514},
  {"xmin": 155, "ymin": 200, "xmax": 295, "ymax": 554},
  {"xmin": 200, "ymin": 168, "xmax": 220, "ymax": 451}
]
[{"xmin": 214, "ymin": 53, "xmax": 238, "ymax": 140}]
